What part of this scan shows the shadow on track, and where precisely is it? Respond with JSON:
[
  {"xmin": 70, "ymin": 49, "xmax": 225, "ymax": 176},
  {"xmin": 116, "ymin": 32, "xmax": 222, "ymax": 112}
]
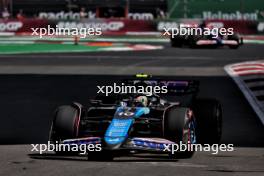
[
  {"xmin": 28, "ymin": 153, "xmax": 179, "ymax": 162},
  {"xmin": 0, "ymin": 75, "xmax": 263, "ymax": 147}
]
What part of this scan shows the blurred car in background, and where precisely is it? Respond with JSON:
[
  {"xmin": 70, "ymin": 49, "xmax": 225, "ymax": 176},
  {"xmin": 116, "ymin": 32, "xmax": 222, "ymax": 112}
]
[{"xmin": 170, "ymin": 21, "xmax": 243, "ymax": 49}]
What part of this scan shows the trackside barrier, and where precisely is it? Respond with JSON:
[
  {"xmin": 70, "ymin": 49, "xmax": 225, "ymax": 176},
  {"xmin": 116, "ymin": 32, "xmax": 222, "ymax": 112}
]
[
  {"xmin": 0, "ymin": 19, "xmax": 263, "ymax": 35},
  {"xmin": 225, "ymin": 61, "xmax": 264, "ymax": 125}
]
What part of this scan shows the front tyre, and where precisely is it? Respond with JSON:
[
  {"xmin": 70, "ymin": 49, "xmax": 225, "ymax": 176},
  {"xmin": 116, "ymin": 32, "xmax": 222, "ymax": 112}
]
[
  {"xmin": 49, "ymin": 103, "xmax": 82, "ymax": 155},
  {"xmin": 49, "ymin": 105, "xmax": 81, "ymax": 141},
  {"xmin": 163, "ymin": 107, "xmax": 196, "ymax": 159}
]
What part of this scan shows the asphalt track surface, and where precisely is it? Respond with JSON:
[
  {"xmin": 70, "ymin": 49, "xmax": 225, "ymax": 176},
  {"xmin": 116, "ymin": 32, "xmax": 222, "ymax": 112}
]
[{"xmin": 0, "ymin": 43, "xmax": 264, "ymax": 176}]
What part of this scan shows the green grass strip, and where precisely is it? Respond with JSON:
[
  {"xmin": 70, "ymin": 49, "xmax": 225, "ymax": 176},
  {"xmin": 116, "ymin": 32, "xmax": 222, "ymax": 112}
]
[{"xmin": 0, "ymin": 43, "xmax": 103, "ymax": 54}]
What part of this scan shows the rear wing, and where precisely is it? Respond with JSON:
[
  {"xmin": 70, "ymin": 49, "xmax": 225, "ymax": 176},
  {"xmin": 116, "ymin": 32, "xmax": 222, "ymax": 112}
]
[{"xmin": 123, "ymin": 78, "xmax": 199, "ymax": 95}]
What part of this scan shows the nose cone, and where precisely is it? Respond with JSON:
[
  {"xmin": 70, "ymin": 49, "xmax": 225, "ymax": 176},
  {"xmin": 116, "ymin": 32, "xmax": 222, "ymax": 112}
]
[
  {"xmin": 104, "ymin": 136, "xmax": 126, "ymax": 145},
  {"xmin": 104, "ymin": 118, "xmax": 133, "ymax": 148},
  {"xmin": 104, "ymin": 136, "xmax": 126, "ymax": 149}
]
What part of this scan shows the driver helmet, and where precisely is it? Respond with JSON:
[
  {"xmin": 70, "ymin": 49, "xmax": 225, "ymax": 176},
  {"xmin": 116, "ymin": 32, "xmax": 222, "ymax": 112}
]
[{"xmin": 135, "ymin": 96, "xmax": 148, "ymax": 107}]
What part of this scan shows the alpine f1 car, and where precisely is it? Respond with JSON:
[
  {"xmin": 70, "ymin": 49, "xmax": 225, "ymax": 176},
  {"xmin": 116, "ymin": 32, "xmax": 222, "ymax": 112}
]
[
  {"xmin": 49, "ymin": 75, "xmax": 222, "ymax": 160},
  {"xmin": 170, "ymin": 22, "xmax": 243, "ymax": 49}
]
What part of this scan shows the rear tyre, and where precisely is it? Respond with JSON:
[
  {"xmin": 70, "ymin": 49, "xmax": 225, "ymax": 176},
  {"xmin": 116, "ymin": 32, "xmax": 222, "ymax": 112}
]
[
  {"xmin": 188, "ymin": 35, "xmax": 201, "ymax": 48},
  {"xmin": 228, "ymin": 34, "xmax": 240, "ymax": 49},
  {"xmin": 170, "ymin": 36, "xmax": 183, "ymax": 47},
  {"xmin": 193, "ymin": 99, "xmax": 222, "ymax": 145},
  {"xmin": 164, "ymin": 107, "xmax": 195, "ymax": 159}
]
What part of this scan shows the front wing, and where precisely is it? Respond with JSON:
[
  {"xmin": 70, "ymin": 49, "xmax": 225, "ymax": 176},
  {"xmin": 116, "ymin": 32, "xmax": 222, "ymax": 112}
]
[
  {"xmin": 63, "ymin": 137, "xmax": 175, "ymax": 152},
  {"xmin": 196, "ymin": 39, "xmax": 241, "ymax": 46}
]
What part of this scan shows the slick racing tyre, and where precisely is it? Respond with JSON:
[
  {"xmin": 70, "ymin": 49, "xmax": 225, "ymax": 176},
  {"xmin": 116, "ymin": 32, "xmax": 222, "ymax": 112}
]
[
  {"xmin": 188, "ymin": 35, "xmax": 201, "ymax": 48},
  {"xmin": 164, "ymin": 107, "xmax": 196, "ymax": 159},
  {"xmin": 49, "ymin": 104, "xmax": 81, "ymax": 141},
  {"xmin": 193, "ymin": 99, "xmax": 222, "ymax": 145},
  {"xmin": 49, "ymin": 104, "xmax": 82, "ymax": 155},
  {"xmin": 228, "ymin": 34, "xmax": 240, "ymax": 49},
  {"xmin": 170, "ymin": 36, "xmax": 184, "ymax": 47}
]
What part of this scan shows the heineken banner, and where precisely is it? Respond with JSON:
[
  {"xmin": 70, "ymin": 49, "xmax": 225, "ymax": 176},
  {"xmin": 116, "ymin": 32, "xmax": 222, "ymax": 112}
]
[
  {"xmin": 157, "ymin": 19, "xmax": 263, "ymax": 34},
  {"xmin": 168, "ymin": 0, "xmax": 264, "ymax": 20}
]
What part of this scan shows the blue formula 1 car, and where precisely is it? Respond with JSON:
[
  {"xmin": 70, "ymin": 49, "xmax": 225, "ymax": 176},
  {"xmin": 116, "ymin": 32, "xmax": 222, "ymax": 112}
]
[{"xmin": 49, "ymin": 75, "xmax": 222, "ymax": 160}]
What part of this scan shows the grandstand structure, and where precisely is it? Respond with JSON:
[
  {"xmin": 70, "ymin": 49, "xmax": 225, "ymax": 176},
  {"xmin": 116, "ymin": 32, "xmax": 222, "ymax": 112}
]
[{"xmin": 1, "ymin": 0, "xmax": 167, "ymax": 19}]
